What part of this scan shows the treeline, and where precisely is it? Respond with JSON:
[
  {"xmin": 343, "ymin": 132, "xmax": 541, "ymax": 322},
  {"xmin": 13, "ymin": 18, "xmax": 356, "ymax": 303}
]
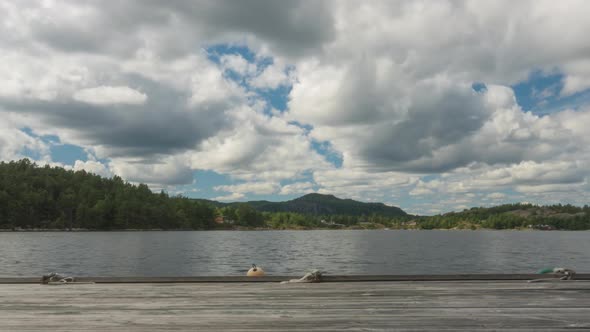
[
  {"xmin": 0, "ymin": 159, "xmax": 413, "ymax": 230},
  {"xmin": 1, "ymin": 159, "xmax": 589, "ymax": 230},
  {"xmin": 263, "ymin": 211, "xmax": 413, "ymax": 229},
  {"xmin": 415, "ymin": 204, "xmax": 590, "ymax": 230},
  {"xmin": 0, "ymin": 159, "xmax": 215, "ymax": 230},
  {"xmin": 216, "ymin": 206, "xmax": 411, "ymax": 229}
]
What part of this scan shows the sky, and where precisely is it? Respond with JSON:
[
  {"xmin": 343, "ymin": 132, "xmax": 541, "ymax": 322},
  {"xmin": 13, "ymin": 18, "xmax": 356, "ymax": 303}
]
[{"xmin": 1, "ymin": 1, "xmax": 590, "ymax": 215}]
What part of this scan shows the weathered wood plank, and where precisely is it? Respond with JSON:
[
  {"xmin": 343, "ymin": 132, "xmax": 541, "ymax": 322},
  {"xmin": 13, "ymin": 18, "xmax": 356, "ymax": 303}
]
[{"xmin": 1, "ymin": 281, "xmax": 589, "ymax": 331}]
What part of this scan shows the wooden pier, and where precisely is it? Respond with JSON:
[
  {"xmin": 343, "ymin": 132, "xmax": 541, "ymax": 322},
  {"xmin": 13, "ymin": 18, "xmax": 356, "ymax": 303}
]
[{"xmin": 1, "ymin": 276, "xmax": 589, "ymax": 331}]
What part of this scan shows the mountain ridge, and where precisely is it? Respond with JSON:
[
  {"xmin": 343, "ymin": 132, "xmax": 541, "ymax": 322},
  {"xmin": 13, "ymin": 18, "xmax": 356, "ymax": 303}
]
[{"xmin": 194, "ymin": 193, "xmax": 408, "ymax": 217}]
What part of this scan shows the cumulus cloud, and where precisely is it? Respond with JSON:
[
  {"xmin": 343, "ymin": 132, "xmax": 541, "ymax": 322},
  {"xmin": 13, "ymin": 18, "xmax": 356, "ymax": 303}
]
[
  {"xmin": 487, "ymin": 192, "xmax": 507, "ymax": 200},
  {"xmin": 410, "ymin": 180, "xmax": 441, "ymax": 197},
  {"xmin": 313, "ymin": 167, "xmax": 417, "ymax": 202},
  {"xmin": 0, "ymin": 117, "xmax": 49, "ymax": 162},
  {"xmin": 284, "ymin": 0, "xmax": 590, "ymax": 181},
  {"xmin": 0, "ymin": 50, "xmax": 241, "ymax": 163},
  {"xmin": 73, "ymin": 86, "xmax": 147, "ymax": 105},
  {"xmin": 220, "ymin": 54, "xmax": 257, "ymax": 76},
  {"xmin": 1, "ymin": 0, "xmax": 335, "ymax": 59},
  {"xmin": 213, "ymin": 192, "xmax": 245, "ymax": 202},
  {"xmin": 2, "ymin": 0, "xmax": 590, "ymax": 212},
  {"xmin": 561, "ymin": 61, "xmax": 590, "ymax": 97},
  {"xmin": 291, "ymin": 67, "xmax": 488, "ymax": 172},
  {"xmin": 189, "ymin": 107, "xmax": 330, "ymax": 182},
  {"xmin": 73, "ymin": 159, "xmax": 112, "ymax": 178},
  {"xmin": 249, "ymin": 62, "xmax": 293, "ymax": 90},
  {"xmin": 279, "ymin": 182, "xmax": 316, "ymax": 195},
  {"xmin": 108, "ymin": 155, "xmax": 193, "ymax": 186},
  {"xmin": 215, "ymin": 182, "xmax": 279, "ymax": 196}
]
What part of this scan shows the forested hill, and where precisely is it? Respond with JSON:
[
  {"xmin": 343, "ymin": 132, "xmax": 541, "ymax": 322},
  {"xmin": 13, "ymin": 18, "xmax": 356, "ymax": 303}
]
[
  {"xmin": 0, "ymin": 159, "xmax": 216, "ymax": 230},
  {"xmin": 418, "ymin": 203, "xmax": 590, "ymax": 230},
  {"xmin": 2, "ymin": 159, "xmax": 589, "ymax": 231},
  {"xmin": 0, "ymin": 159, "xmax": 406, "ymax": 230},
  {"xmin": 196, "ymin": 193, "xmax": 407, "ymax": 217}
]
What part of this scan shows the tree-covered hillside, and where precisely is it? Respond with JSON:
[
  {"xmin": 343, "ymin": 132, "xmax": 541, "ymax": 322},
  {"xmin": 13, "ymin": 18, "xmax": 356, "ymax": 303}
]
[
  {"xmin": 1, "ymin": 159, "xmax": 588, "ymax": 230},
  {"xmin": 0, "ymin": 159, "xmax": 215, "ymax": 230},
  {"xmin": 196, "ymin": 193, "xmax": 407, "ymax": 217},
  {"xmin": 416, "ymin": 204, "xmax": 590, "ymax": 230},
  {"xmin": 0, "ymin": 159, "xmax": 408, "ymax": 230}
]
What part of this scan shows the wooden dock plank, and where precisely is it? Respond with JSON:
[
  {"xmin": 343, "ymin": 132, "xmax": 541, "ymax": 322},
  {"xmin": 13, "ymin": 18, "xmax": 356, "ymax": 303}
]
[{"xmin": 1, "ymin": 281, "xmax": 589, "ymax": 331}]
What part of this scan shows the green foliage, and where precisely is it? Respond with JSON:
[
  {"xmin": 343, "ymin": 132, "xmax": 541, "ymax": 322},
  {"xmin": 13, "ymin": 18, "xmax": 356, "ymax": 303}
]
[
  {"xmin": 196, "ymin": 193, "xmax": 408, "ymax": 217},
  {"xmin": 414, "ymin": 203, "xmax": 590, "ymax": 230},
  {"xmin": 256, "ymin": 193, "xmax": 407, "ymax": 217},
  {"xmin": 0, "ymin": 159, "xmax": 215, "ymax": 230},
  {"xmin": 1, "ymin": 159, "xmax": 587, "ymax": 231}
]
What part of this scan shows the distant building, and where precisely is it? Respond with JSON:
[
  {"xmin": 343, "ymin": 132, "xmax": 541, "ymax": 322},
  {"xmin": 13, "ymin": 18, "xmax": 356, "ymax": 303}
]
[
  {"xmin": 320, "ymin": 219, "xmax": 344, "ymax": 227},
  {"xmin": 403, "ymin": 220, "xmax": 417, "ymax": 227},
  {"xmin": 528, "ymin": 224, "xmax": 555, "ymax": 230},
  {"xmin": 215, "ymin": 216, "xmax": 235, "ymax": 224}
]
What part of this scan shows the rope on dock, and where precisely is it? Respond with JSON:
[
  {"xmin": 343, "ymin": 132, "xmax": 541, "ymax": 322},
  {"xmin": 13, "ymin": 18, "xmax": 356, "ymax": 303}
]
[
  {"xmin": 281, "ymin": 270, "xmax": 323, "ymax": 284},
  {"xmin": 41, "ymin": 273, "xmax": 75, "ymax": 284},
  {"xmin": 529, "ymin": 267, "xmax": 576, "ymax": 283}
]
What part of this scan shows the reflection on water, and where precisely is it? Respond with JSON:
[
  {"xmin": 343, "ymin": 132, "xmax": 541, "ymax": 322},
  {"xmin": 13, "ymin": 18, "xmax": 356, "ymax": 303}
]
[{"xmin": 0, "ymin": 230, "xmax": 589, "ymax": 277}]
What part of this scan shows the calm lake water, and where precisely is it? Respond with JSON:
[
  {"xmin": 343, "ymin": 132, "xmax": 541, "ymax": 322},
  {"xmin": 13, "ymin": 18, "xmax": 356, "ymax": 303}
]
[{"xmin": 0, "ymin": 230, "xmax": 589, "ymax": 277}]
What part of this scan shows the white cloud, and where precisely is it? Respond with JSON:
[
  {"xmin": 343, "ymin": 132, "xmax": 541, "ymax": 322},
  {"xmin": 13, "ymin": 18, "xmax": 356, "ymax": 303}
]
[
  {"xmin": 454, "ymin": 205, "xmax": 470, "ymax": 211},
  {"xmin": 215, "ymin": 182, "xmax": 279, "ymax": 195},
  {"xmin": 108, "ymin": 155, "xmax": 193, "ymax": 186},
  {"xmin": 249, "ymin": 62, "xmax": 293, "ymax": 90},
  {"xmin": 220, "ymin": 54, "xmax": 257, "ymax": 76},
  {"xmin": 213, "ymin": 192, "xmax": 245, "ymax": 202},
  {"xmin": 0, "ymin": 117, "xmax": 49, "ymax": 162},
  {"xmin": 73, "ymin": 86, "xmax": 147, "ymax": 105},
  {"xmin": 189, "ymin": 64, "xmax": 246, "ymax": 106},
  {"xmin": 283, "ymin": 0, "xmax": 590, "ymax": 188},
  {"xmin": 487, "ymin": 192, "xmax": 507, "ymax": 200},
  {"xmin": 73, "ymin": 159, "xmax": 112, "ymax": 178},
  {"xmin": 189, "ymin": 107, "xmax": 330, "ymax": 182},
  {"xmin": 515, "ymin": 183, "xmax": 586, "ymax": 194},
  {"xmin": 562, "ymin": 75, "xmax": 590, "ymax": 97},
  {"xmin": 2, "ymin": 0, "xmax": 590, "ymax": 213},
  {"xmin": 279, "ymin": 182, "xmax": 315, "ymax": 195},
  {"xmin": 313, "ymin": 167, "xmax": 417, "ymax": 202},
  {"xmin": 409, "ymin": 180, "xmax": 442, "ymax": 196},
  {"xmin": 0, "ymin": 52, "xmax": 91, "ymax": 101},
  {"xmin": 409, "ymin": 187, "xmax": 434, "ymax": 196}
]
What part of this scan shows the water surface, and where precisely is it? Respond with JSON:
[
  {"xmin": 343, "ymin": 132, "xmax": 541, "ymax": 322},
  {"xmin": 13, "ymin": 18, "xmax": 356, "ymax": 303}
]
[{"xmin": 0, "ymin": 230, "xmax": 588, "ymax": 277}]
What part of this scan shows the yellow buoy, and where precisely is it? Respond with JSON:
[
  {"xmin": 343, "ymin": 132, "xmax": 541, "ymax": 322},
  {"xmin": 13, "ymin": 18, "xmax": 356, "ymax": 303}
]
[{"xmin": 247, "ymin": 264, "xmax": 265, "ymax": 277}]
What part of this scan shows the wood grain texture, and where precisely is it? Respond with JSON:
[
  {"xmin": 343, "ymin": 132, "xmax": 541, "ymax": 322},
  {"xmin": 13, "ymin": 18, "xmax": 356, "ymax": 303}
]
[{"xmin": 1, "ymin": 281, "xmax": 589, "ymax": 331}]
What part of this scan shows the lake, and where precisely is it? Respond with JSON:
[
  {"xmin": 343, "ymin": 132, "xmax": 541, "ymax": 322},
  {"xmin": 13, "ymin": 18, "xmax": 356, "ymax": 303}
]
[{"xmin": 0, "ymin": 230, "xmax": 588, "ymax": 277}]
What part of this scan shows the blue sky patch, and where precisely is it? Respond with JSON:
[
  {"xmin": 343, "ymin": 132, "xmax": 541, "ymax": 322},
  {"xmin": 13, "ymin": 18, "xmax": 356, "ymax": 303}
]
[
  {"xmin": 311, "ymin": 140, "xmax": 343, "ymax": 168},
  {"xmin": 512, "ymin": 71, "xmax": 590, "ymax": 115},
  {"xmin": 255, "ymin": 84, "xmax": 292, "ymax": 112},
  {"xmin": 50, "ymin": 144, "xmax": 88, "ymax": 165},
  {"xmin": 472, "ymin": 82, "xmax": 487, "ymax": 93},
  {"xmin": 511, "ymin": 71, "xmax": 563, "ymax": 114},
  {"xmin": 180, "ymin": 170, "xmax": 233, "ymax": 199},
  {"xmin": 206, "ymin": 44, "xmax": 257, "ymax": 64},
  {"xmin": 208, "ymin": 44, "xmax": 292, "ymax": 113},
  {"xmin": 21, "ymin": 127, "xmax": 88, "ymax": 165}
]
